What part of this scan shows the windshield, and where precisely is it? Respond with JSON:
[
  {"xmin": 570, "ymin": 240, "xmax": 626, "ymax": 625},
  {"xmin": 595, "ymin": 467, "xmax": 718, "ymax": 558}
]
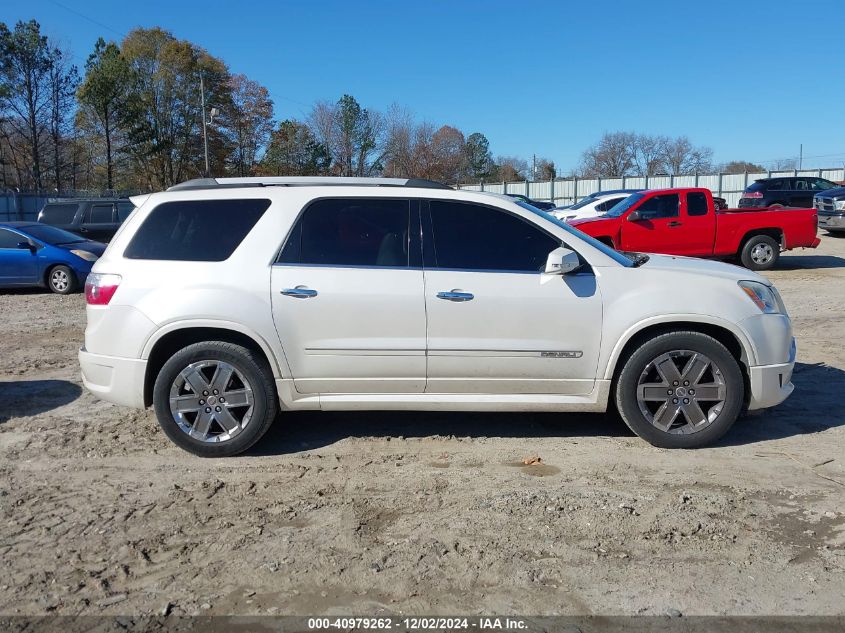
[
  {"xmin": 569, "ymin": 197, "xmax": 599, "ymax": 210},
  {"xmin": 604, "ymin": 192, "xmax": 645, "ymax": 218},
  {"xmin": 23, "ymin": 224, "xmax": 85, "ymax": 245},
  {"xmin": 513, "ymin": 201, "xmax": 635, "ymax": 267}
]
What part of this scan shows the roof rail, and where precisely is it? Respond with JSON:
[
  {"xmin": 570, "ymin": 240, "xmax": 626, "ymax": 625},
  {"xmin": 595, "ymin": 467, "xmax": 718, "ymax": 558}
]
[{"xmin": 167, "ymin": 176, "xmax": 452, "ymax": 192}]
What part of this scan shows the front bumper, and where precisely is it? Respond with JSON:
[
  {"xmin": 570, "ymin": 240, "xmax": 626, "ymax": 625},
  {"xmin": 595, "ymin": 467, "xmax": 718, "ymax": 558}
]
[
  {"xmin": 818, "ymin": 213, "xmax": 845, "ymax": 230},
  {"xmin": 79, "ymin": 347, "xmax": 147, "ymax": 409},
  {"xmin": 747, "ymin": 337, "xmax": 796, "ymax": 410}
]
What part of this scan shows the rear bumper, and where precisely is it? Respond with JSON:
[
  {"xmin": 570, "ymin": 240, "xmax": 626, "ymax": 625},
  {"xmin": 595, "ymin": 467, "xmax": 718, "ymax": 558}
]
[
  {"xmin": 79, "ymin": 347, "xmax": 147, "ymax": 409},
  {"xmin": 746, "ymin": 338, "xmax": 796, "ymax": 410}
]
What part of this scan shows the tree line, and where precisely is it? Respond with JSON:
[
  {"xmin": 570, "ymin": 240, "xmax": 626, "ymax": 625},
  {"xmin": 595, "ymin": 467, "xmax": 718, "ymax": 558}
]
[{"xmin": 1, "ymin": 19, "xmax": 773, "ymax": 194}]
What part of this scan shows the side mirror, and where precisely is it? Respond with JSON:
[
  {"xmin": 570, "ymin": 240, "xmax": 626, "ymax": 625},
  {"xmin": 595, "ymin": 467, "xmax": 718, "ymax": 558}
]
[
  {"xmin": 628, "ymin": 210, "xmax": 641, "ymax": 221},
  {"xmin": 17, "ymin": 241, "xmax": 35, "ymax": 252},
  {"xmin": 545, "ymin": 246, "xmax": 581, "ymax": 275}
]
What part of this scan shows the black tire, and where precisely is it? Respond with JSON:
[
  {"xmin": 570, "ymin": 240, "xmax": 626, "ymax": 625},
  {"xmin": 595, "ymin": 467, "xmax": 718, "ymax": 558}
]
[
  {"xmin": 614, "ymin": 331, "xmax": 744, "ymax": 449},
  {"xmin": 152, "ymin": 341, "xmax": 277, "ymax": 457},
  {"xmin": 46, "ymin": 265, "xmax": 77, "ymax": 294},
  {"xmin": 739, "ymin": 234, "xmax": 780, "ymax": 270}
]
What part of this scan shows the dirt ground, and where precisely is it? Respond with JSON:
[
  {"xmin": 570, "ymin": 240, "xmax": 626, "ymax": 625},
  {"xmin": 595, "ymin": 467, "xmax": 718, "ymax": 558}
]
[{"xmin": 1, "ymin": 238, "xmax": 844, "ymax": 619}]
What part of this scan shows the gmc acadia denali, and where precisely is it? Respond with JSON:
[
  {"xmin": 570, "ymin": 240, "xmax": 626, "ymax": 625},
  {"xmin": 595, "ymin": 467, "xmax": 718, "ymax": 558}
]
[{"xmin": 80, "ymin": 177, "xmax": 796, "ymax": 456}]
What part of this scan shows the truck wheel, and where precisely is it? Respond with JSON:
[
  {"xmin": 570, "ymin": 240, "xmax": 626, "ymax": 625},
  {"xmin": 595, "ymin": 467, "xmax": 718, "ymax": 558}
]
[
  {"xmin": 153, "ymin": 341, "xmax": 277, "ymax": 457},
  {"xmin": 739, "ymin": 235, "xmax": 780, "ymax": 270},
  {"xmin": 768, "ymin": 202, "xmax": 785, "ymax": 209},
  {"xmin": 47, "ymin": 265, "xmax": 77, "ymax": 294},
  {"xmin": 614, "ymin": 331, "xmax": 744, "ymax": 449}
]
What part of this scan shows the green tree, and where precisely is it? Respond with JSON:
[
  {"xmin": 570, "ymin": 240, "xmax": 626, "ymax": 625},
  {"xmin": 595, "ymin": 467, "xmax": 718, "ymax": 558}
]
[
  {"xmin": 260, "ymin": 119, "xmax": 328, "ymax": 176},
  {"xmin": 77, "ymin": 38, "xmax": 132, "ymax": 190},
  {"xmin": 465, "ymin": 132, "xmax": 493, "ymax": 181},
  {"xmin": 333, "ymin": 94, "xmax": 380, "ymax": 176},
  {"xmin": 0, "ymin": 20, "xmax": 53, "ymax": 190},
  {"xmin": 120, "ymin": 27, "xmax": 232, "ymax": 188}
]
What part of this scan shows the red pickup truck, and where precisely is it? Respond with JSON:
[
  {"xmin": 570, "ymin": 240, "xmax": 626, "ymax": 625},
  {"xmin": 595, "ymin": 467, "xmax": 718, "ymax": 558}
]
[{"xmin": 569, "ymin": 187, "xmax": 820, "ymax": 270}]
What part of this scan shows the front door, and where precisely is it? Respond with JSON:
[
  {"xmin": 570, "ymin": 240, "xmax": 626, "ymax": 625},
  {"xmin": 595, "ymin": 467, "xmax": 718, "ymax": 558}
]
[
  {"xmin": 422, "ymin": 200, "xmax": 602, "ymax": 395},
  {"xmin": 620, "ymin": 192, "xmax": 686, "ymax": 254},
  {"xmin": 79, "ymin": 203, "xmax": 115, "ymax": 241},
  {"xmin": 271, "ymin": 197, "xmax": 426, "ymax": 394},
  {"xmin": 0, "ymin": 228, "xmax": 37, "ymax": 285}
]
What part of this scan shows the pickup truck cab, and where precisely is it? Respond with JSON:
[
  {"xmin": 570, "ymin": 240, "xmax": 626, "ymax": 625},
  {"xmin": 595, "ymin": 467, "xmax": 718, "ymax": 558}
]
[{"xmin": 570, "ymin": 188, "xmax": 820, "ymax": 270}]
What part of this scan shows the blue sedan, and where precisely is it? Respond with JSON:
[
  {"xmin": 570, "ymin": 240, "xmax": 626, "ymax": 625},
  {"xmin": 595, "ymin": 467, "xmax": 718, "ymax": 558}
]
[{"xmin": 0, "ymin": 222, "xmax": 106, "ymax": 294}]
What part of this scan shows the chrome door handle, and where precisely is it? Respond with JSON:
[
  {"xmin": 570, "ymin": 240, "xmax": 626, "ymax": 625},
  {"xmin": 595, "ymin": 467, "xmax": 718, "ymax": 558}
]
[
  {"xmin": 667, "ymin": 221, "xmax": 683, "ymax": 227},
  {"xmin": 281, "ymin": 287, "xmax": 318, "ymax": 298},
  {"xmin": 437, "ymin": 291, "xmax": 474, "ymax": 302}
]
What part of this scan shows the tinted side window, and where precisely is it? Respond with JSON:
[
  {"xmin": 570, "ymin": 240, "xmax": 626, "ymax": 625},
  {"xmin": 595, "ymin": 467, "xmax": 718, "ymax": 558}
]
[
  {"xmin": 794, "ymin": 179, "xmax": 809, "ymax": 191},
  {"xmin": 116, "ymin": 202, "xmax": 135, "ymax": 221},
  {"xmin": 0, "ymin": 228, "xmax": 23, "ymax": 248},
  {"xmin": 687, "ymin": 192, "xmax": 709, "ymax": 216},
  {"xmin": 636, "ymin": 194, "xmax": 680, "ymax": 220},
  {"xmin": 279, "ymin": 198, "xmax": 410, "ymax": 267},
  {"xmin": 766, "ymin": 180, "xmax": 785, "ymax": 191},
  {"xmin": 39, "ymin": 204, "xmax": 78, "ymax": 224},
  {"xmin": 125, "ymin": 199, "xmax": 271, "ymax": 261},
  {"xmin": 811, "ymin": 178, "xmax": 836, "ymax": 191},
  {"xmin": 429, "ymin": 201, "xmax": 558, "ymax": 272},
  {"xmin": 597, "ymin": 197, "xmax": 625, "ymax": 212},
  {"xmin": 85, "ymin": 204, "xmax": 114, "ymax": 224}
]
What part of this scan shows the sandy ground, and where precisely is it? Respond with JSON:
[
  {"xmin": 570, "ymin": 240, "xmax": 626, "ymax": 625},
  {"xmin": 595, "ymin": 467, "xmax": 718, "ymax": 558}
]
[{"xmin": 1, "ymin": 238, "xmax": 844, "ymax": 619}]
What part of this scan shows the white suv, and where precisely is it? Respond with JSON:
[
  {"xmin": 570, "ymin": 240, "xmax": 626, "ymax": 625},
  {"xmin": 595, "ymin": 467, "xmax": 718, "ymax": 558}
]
[{"xmin": 80, "ymin": 177, "xmax": 796, "ymax": 456}]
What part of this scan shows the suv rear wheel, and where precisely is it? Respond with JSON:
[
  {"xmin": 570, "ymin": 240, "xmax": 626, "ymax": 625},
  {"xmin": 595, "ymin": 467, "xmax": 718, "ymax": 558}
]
[
  {"xmin": 152, "ymin": 341, "xmax": 277, "ymax": 457},
  {"xmin": 614, "ymin": 331, "xmax": 744, "ymax": 448}
]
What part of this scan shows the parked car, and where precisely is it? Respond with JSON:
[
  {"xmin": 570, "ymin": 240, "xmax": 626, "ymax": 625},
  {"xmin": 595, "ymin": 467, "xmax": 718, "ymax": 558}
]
[
  {"xmin": 504, "ymin": 193, "xmax": 556, "ymax": 211},
  {"xmin": 80, "ymin": 176, "xmax": 796, "ymax": 456},
  {"xmin": 814, "ymin": 187, "xmax": 845, "ymax": 234},
  {"xmin": 0, "ymin": 222, "xmax": 105, "ymax": 293},
  {"xmin": 570, "ymin": 188, "xmax": 820, "ymax": 271},
  {"xmin": 37, "ymin": 198, "xmax": 135, "ymax": 242},
  {"xmin": 554, "ymin": 189, "xmax": 644, "ymax": 211},
  {"xmin": 738, "ymin": 177, "xmax": 839, "ymax": 209},
  {"xmin": 551, "ymin": 191, "xmax": 634, "ymax": 222}
]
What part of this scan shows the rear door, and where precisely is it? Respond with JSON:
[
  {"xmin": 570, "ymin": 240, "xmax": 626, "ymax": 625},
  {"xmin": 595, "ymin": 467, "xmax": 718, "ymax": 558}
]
[
  {"xmin": 620, "ymin": 193, "xmax": 684, "ymax": 253},
  {"xmin": 271, "ymin": 197, "xmax": 427, "ymax": 394},
  {"xmin": 79, "ymin": 203, "xmax": 116, "ymax": 241},
  {"xmin": 789, "ymin": 178, "xmax": 813, "ymax": 208},
  {"xmin": 0, "ymin": 228, "xmax": 37, "ymax": 285},
  {"xmin": 422, "ymin": 200, "xmax": 602, "ymax": 395}
]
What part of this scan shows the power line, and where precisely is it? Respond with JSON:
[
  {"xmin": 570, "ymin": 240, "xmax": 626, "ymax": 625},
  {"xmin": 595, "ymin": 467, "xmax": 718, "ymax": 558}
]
[{"xmin": 46, "ymin": 0, "xmax": 125, "ymax": 39}]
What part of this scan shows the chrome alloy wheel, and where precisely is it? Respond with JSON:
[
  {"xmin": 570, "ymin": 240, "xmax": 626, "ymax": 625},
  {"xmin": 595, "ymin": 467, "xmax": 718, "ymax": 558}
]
[
  {"xmin": 750, "ymin": 242, "xmax": 775, "ymax": 265},
  {"xmin": 636, "ymin": 350, "xmax": 727, "ymax": 435},
  {"xmin": 169, "ymin": 360, "xmax": 255, "ymax": 442},
  {"xmin": 50, "ymin": 268, "xmax": 70, "ymax": 291}
]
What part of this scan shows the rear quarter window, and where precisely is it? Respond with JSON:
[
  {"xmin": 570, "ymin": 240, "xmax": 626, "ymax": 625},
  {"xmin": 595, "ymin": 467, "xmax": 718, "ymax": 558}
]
[
  {"xmin": 39, "ymin": 204, "xmax": 78, "ymax": 224},
  {"xmin": 124, "ymin": 199, "xmax": 271, "ymax": 261}
]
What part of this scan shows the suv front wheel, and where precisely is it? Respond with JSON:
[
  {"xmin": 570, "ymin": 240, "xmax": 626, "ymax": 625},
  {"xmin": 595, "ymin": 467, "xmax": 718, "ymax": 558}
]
[
  {"xmin": 614, "ymin": 331, "xmax": 744, "ymax": 448},
  {"xmin": 153, "ymin": 341, "xmax": 278, "ymax": 457}
]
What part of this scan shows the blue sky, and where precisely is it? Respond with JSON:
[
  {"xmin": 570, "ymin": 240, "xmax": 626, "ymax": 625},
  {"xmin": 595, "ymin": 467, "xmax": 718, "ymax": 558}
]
[{"xmin": 4, "ymin": 0, "xmax": 844, "ymax": 173}]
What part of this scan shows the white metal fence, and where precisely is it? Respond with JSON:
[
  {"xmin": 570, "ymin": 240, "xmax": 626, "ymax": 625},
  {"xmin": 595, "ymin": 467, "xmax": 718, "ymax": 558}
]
[{"xmin": 458, "ymin": 168, "xmax": 845, "ymax": 208}]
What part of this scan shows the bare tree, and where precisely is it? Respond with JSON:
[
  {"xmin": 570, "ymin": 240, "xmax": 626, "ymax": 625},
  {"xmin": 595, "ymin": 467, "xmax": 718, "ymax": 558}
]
[
  {"xmin": 496, "ymin": 155, "xmax": 528, "ymax": 182},
  {"xmin": 662, "ymin": 136, "xmax": 712, "ymax": 175},
  {"xmin": 223, "ymin": 74, "xmax": 274, "ymax": 176},
  {"xmin": 579, "ymin": 131, "xmax": 637, "ymax": 177},
  {"xmin": 634, "ymin": 133, "xmax": 669, "ymax": 176},
  {"xmin": 307, "ymin": 100, "xmax": 337, "ymax": 173}
]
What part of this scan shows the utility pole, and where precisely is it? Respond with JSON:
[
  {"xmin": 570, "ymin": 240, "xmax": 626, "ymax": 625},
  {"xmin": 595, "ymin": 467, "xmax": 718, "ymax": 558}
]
[
  {"xmin": 799, "ymin": 144, "xmax": 803, "ymax": 170},
  {"xmin": 200, "ymin": 74, "xmax": 210, "ymax": 177},
  {"xmin": 532, "ymin": 154, "xmax": 536, "ymax": 181}
]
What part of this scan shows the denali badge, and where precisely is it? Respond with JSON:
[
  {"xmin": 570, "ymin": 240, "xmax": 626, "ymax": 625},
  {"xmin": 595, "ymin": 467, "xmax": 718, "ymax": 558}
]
[{"xmin": 540, "ymin": 351, "xmax": 583, "ymax": 358}]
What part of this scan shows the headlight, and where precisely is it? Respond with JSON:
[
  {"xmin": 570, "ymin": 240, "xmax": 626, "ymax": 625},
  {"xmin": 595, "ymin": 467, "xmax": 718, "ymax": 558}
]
[
  {"xmin": 738, "ymin": 280, "xmax": 785, "ymax": 314},
  {"xmin": 835, "ymin": 199, "xmax": 845, "ymax": 211},
  {"xmin": 70, "ymin": 249, "xmax": 99, "ymax": 262}
]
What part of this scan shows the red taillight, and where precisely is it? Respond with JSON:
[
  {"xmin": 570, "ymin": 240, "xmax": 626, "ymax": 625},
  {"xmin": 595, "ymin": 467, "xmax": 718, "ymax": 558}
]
[
  {"xmin": 742, "ymin": 191, "xmax": 764, "ymax": 198},
  {"xmin": 85, "ymin": 273, "xmax": 121, "ymax": 305}
]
